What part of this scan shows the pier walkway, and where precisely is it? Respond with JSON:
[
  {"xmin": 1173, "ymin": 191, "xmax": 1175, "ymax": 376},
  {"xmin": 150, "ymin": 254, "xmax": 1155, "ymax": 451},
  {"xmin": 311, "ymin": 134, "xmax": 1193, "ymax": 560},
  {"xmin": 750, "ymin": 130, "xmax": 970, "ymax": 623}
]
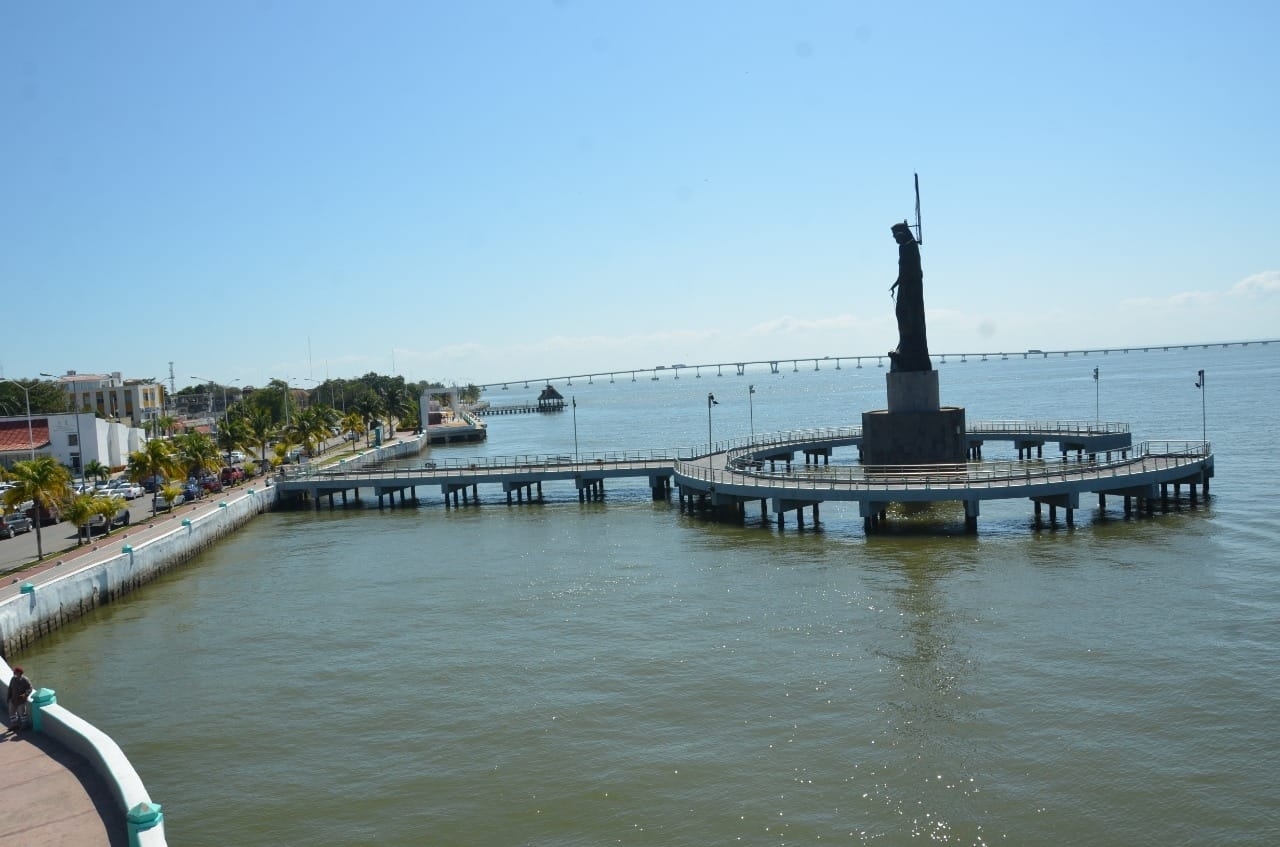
[{"xmin": 274, "ymin": 421, "xmax": 1211, "ymax": 531}]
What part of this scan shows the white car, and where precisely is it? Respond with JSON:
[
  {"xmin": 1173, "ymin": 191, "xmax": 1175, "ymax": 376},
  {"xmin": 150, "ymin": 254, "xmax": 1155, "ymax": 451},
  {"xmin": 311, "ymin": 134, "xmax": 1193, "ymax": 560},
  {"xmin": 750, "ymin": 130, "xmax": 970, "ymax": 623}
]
[
  {"xmin": 228, "ymin": 450, "xmax": 245, "ymax": 463},
  {"xmin": 153, "ymin": 491, "xmax": 185, "ymax": 511},
  {"xmin": 107, "ymin": 480, "xmax": 144, "ymax": 499}
]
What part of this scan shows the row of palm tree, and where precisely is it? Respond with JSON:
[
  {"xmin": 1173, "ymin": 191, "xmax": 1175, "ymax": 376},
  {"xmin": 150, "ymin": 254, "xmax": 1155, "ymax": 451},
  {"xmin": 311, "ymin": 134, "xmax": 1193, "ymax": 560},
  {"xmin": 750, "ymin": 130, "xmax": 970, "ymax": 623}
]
[{"xmin": 0, "ymin": 383, "xmax": 422, "ymax": 561}]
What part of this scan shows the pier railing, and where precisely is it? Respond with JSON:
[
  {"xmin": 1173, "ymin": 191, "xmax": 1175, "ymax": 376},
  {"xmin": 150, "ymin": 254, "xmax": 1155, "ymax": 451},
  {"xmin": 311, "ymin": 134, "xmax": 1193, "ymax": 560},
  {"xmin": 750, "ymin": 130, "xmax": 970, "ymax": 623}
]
[
  {"xmin": 967, "ymin": 420, "xmax": 1130, "ymax": 436},
  {"xmin": 684, "ymin": 441, "xmax": 1210, "ymax": 492}
]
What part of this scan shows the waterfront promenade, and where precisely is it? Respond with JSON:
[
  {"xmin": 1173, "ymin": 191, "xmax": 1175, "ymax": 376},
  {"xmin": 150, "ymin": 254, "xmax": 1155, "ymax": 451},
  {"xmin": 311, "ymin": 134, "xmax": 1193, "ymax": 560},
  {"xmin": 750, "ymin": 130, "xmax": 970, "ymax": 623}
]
[{"xmin": 0, "ymin": 727, "xmax": 125, "ymax": 846}]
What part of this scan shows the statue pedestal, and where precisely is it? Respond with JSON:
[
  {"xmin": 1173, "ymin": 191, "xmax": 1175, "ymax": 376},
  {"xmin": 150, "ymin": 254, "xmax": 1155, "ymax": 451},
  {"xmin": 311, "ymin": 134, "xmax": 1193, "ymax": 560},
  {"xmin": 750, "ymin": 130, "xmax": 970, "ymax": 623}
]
[
  {"xmin": 861, "ymin": 371, "xmax": 967, "ymax": 465},
  {"xmin": 886, "ymin": 370, "xmax": 940, "ymax": 413}
]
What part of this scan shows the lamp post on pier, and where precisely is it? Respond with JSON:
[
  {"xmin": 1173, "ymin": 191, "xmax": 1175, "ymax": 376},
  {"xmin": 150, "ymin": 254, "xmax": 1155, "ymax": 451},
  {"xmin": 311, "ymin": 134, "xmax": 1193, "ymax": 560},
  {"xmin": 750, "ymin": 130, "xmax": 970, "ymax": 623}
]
[
  {"xmin": 707, "ymin": 393, "xmax": 718, "ymax": 455},
  {"xmin": 572, "ymin": 396, "xmax": 579, "ymax": 460},
  {"xmin": 0, "ymin": 378, "xmax": 35, "ymax": 460},
  {"xmin": 748, "ymin": 384, "xmax": 756, "ymax": 440},
  {"xmin": 1093, "ymin": 367, "xmax": 1099, "ymax": 423},
  {"xmin": 1194, "ymin": 369, "xmax": 1206, "ymax": 445}
]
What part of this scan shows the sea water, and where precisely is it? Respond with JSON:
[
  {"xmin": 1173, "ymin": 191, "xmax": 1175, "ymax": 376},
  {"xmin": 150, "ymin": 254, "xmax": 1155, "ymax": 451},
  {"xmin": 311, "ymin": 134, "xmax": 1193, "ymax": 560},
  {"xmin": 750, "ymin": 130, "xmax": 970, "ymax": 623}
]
[{"xmin": 20, "ymin": 344, "xmax": 1280, "ymax": 845}]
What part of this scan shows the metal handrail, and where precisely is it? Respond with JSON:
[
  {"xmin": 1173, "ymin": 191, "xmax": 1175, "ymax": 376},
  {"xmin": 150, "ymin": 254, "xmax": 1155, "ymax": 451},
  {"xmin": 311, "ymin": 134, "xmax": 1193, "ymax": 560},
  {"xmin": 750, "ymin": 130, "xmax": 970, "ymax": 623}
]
[{"xmin": 682, "ymin": 441, "xmax": 1209, "ymax": 491}]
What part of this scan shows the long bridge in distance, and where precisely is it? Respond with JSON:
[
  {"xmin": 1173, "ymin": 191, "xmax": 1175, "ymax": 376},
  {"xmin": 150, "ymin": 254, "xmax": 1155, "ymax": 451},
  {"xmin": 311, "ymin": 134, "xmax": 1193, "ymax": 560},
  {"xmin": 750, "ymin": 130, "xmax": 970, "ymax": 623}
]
[
  {"xmin": 473, "ymin": 338, "xmax": 1275, "ymax": 391},
  {"xmin": 276, "ymin": 421, "xmax": 1212, "ymax": 533}
]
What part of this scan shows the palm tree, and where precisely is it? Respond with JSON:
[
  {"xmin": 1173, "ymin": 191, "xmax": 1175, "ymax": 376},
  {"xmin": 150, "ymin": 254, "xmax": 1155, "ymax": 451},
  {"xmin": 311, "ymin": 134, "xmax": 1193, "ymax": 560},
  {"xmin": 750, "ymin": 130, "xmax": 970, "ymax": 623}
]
[
  {"xmin": 84, "ymin": 459, "xmax": 110, "ymax": 487},
  {"xmin": 63, "ymin": 494, "xmax": 98, "ymax": 545},
  {"xmin": 288, "ymin": 405, "xmax": 335, "ymax": 459},
  {"xmin": 154, "ymin": 415, "xmax": 177, "ymax": 438},
  {"xmin": 173, "ymin": 431, "xmax": 221, "ymax": 480},
  {"xmin": 91, "ymin": 494, "xmax": 127, "ymax": 538},
  {"xmin": 2, "ymin": 456, "xmax": 71, "ymax": 560},
  {"xmin": 243, "ymin": 405, "xmax": 278, "ymax": 469},
  {"xmin": 351, "ymin": 396, "xmax": 384, "ymax": 448},
  {"xmin": 382, "ymin": 384, "xmax": 413, "ymax": 436},
  {"xmin": 128, "ymin": 439, "xmax": 181, "ymax": 513},
  {"xmin": 157, "ymin": 482, "xmax": 184, "ymax": 513},
  {"xmin": 340, "ymin": 411, "xmax": 365, "ymax": 447},
  {"xmin": 216, "ymin": 417, "xmax": 252, "ymax": 464}
]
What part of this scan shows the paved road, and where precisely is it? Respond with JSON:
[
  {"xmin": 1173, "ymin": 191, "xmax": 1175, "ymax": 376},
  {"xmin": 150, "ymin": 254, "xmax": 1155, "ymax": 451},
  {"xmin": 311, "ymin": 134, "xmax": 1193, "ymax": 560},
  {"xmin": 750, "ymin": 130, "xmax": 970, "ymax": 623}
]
[{"xmin": 0, "ymin": 487, "xmax": 228, "ymax": 576}]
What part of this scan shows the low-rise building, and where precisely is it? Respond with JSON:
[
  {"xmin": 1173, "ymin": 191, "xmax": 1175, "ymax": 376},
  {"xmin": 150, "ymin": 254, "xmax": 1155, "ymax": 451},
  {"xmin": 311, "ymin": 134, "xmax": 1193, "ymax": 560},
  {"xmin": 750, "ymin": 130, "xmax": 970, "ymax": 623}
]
[{"xmin": 44, "ymin": 370, "xmax": 165, "ymax": 431}]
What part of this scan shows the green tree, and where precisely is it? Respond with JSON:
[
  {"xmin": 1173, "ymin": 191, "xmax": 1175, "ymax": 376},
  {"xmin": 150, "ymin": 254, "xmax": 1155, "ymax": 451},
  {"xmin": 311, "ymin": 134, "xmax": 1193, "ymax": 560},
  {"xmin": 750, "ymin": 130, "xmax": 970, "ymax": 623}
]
[
  {"xmin": 84, "ymin": 459, "xmax": 110, "ymax": 486},
  {"xmin": 242, "ymin": 405, "xmax": 278, "ymax": 468},
  {"xmin": 128, "ymin": 439, "xmax": 181, "ymax": 513},
  {"xmin": 289, "ymin": 405, "xmax": 337, "ymax": 459},
  {"xmin": 63, "ymin": 493, "xmax": 98, "ymax": 545},
  {"xmin": 173, "ymin": 431, "xmax": 221, "ymax": 479},
  {"xmin": 91, "ymin": 494, "xmax": 127, "ymax": 538},
  {"xmin": 1, "ymin": 456, "xmax": 71, "ymax": 559},
  {"xmin": 216, "ymin": 416, "xmax": 253, "ymax": 464},
  {"xmin": 351, "ymin": 395, "xmax": 384, "ymax": 448},
  {"xmin": 157, "ymin": 482, "xmax": 184, "ymax": 513},
  {"xmin": 340, "ymin": 411, "xmax": 365, "ymax": 446}
]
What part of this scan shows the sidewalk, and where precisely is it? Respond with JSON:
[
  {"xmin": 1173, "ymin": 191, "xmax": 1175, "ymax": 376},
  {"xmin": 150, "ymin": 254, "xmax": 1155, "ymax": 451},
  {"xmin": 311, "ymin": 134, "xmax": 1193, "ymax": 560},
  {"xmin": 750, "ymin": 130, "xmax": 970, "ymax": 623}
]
[{"xmin": 0, "ymin": 726, "xmax": 125, "ymax": 847}]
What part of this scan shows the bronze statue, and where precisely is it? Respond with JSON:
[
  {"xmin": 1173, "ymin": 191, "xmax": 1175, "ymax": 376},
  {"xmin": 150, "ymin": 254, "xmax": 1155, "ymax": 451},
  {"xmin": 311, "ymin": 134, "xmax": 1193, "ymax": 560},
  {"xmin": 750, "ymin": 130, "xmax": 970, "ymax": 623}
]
[{"xmin": 888, "ymin": 221, "xmax": 932, "ymax": 372}]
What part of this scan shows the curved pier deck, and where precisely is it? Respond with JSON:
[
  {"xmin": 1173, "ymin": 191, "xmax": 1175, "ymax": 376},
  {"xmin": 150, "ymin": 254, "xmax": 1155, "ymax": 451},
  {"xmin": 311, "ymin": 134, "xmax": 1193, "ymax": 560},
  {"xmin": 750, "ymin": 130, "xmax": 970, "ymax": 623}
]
[{"xmin": 275, "ymin": 421, "xmax": 1211, "ymax": 532}]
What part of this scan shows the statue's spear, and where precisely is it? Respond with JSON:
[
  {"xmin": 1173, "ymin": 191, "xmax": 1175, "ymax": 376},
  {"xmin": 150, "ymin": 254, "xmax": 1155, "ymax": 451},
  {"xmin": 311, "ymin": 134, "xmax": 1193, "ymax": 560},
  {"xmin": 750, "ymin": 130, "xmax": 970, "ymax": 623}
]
[{"xmin": 913, "ymin": 172, "xmax": 923, "ymax": 246}]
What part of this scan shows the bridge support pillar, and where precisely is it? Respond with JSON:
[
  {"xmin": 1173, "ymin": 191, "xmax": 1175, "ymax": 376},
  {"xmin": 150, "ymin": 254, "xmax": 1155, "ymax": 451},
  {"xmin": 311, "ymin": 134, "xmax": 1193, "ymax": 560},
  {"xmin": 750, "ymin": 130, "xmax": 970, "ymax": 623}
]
[{"xmin": 964, "ymin": 500, "xmax": 979, "ymax": 534}]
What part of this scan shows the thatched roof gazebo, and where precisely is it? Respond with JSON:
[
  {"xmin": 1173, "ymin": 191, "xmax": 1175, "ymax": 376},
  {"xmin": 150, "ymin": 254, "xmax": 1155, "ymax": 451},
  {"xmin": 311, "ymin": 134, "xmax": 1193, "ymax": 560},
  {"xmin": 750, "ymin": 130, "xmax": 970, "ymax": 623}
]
[{"xmin": 536, "ymin": 384, "xmax": 566, "ymax": 411}]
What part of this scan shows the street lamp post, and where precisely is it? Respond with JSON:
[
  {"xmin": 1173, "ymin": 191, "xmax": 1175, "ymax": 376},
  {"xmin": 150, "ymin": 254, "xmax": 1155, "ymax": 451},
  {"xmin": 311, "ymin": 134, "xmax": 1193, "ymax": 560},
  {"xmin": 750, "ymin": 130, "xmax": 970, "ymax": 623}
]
[
  {"xmin": 572, "ymin": 396, "xmax": 579, "ymax": 460},
  {"xmin": 1195, "ymin": 369, "xmax": 1206, "ymax": 445},
  {"xmin": 707, "ymin": 393, "xmax": 718, "ymax": 455},
  {"xmin": 748, "ymin": 384, "xmax": 756, "ymax": 439},
  {"xmin": 1093, "ymin": 367, "xmax": 1099, "ymax": 423},
  {"xmin": 0, "ymin": 379, "xmax": 35, "ymax": 460}
]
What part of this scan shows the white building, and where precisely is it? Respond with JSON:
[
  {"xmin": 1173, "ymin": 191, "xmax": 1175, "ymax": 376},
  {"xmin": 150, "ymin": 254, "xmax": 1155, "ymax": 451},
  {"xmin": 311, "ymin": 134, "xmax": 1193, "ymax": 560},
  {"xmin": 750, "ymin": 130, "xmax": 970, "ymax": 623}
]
[
  {"xmin": 45, "ymin": 370, "xmax": 165, "ymax": 431},
  {"xmin": 0, "ymin": 412, "xmax": 146, "ymax": 476}
]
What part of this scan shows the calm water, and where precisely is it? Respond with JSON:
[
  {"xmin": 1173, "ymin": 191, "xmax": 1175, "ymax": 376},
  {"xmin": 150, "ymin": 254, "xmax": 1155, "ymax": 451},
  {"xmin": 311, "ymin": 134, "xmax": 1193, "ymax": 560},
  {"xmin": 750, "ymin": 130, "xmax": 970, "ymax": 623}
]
[{"xmin": 18, "ymin": 345, "xmax": 1280, "ymax": 845}]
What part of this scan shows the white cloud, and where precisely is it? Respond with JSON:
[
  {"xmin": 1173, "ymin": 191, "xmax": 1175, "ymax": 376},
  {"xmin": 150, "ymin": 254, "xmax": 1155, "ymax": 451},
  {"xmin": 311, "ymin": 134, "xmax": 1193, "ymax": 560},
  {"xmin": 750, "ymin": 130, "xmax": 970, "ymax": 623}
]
[
  {"xmin": 1119, "ymin": 271, "xmax": 1280, "ymax": 310},
  {"xmin": 1230, "ymin": 271, "xmax": 1280, "ymax": 297}
]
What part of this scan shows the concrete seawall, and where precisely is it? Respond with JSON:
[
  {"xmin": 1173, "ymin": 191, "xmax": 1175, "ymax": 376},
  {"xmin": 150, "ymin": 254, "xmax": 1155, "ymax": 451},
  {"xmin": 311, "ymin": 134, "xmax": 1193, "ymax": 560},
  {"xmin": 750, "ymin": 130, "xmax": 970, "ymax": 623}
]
[{"xmin": 0, "ymin": 484, "xmax": 276, "ymax": 656}]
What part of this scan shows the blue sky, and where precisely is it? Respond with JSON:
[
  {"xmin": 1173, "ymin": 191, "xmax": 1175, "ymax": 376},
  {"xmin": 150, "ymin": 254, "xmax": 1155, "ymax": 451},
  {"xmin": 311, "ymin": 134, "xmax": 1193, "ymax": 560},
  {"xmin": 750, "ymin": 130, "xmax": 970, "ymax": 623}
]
[{"xmin": 4, "ymin": 1, "xmax": 1277, "ymax": 391}]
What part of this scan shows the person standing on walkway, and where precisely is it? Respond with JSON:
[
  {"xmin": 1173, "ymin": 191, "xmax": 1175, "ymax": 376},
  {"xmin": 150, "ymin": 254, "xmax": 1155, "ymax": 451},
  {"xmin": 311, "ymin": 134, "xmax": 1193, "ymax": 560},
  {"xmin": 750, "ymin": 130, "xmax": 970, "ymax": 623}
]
[{"xmin": 7, "ymin": 666, "xmax": 32, "ymax": 731}]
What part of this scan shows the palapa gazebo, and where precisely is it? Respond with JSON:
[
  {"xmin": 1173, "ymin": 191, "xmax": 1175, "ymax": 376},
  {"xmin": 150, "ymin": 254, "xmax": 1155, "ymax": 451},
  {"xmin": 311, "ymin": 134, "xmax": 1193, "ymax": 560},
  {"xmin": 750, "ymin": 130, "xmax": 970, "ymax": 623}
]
[{"xmin": 536, "ymin": 384, "xmax": 566, "ymax": 411}]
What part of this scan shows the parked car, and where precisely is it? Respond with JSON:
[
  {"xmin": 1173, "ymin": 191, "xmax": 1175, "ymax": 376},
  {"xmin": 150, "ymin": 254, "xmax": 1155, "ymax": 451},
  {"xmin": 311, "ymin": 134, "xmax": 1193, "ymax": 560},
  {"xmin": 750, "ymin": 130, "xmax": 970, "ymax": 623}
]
[
  {"xmin": 200, "ymin": 476, "xmax": 223, "ymax": 493},
  {"xmin": 107, "ymin": 480, "xmax": 144, "ymax": 499},
  {"xmin": 220, "ymin": 466, "xmax": 245, "ymax": 486},
  {"xmin": 0, "ymin": 513, "xmax": 33, "ymax": 539},
  {"xmin": 141, "ymin": 475, "xmax": 166, "ymax": 493},
  {"xmin": 182, "ymin": 481, "xmax": 203, "ymax": 502},
  {"xmin": 227, "ymin": 450, "xmax": 245, "ymax": 463},
  {"xmin": 88, "ymin": 504, "xmax": 131, "ymax": 533},
  {"xmin": 153, "ymin": 491, "xmax": 184, "ymax": 511},
  {"xmin": 24, "ymin": 502, "xmax": 62, "ymax": 525}
]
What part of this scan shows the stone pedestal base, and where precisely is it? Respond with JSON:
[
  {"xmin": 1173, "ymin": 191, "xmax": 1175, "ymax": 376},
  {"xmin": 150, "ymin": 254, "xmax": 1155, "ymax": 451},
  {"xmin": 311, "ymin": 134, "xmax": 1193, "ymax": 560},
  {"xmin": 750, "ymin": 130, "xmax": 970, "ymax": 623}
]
[
  {"xmin": 886, "ymin": 370, "xmax": 940, "ymax": 413},
  {"xmin": 861, "ymin": 406, "xmax": 968, "ymax": 466}
]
